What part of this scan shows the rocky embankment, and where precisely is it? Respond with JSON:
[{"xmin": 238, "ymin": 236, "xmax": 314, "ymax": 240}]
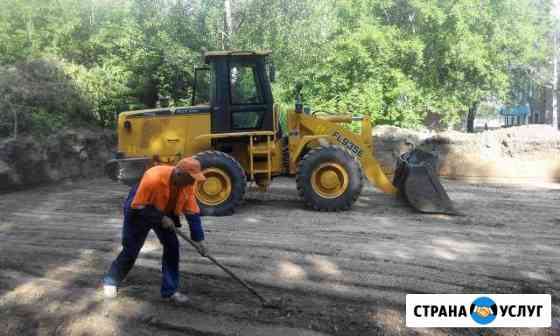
[
  {"xmin": 373, "ymin": 124, "xmax": 560, "ymax": 181},
  {"xmin": 0, "ymin": 129, "xmax": 115, "ymax": 192}
]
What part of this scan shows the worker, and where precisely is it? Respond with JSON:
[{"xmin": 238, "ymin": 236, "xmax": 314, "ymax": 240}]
[{"xmin": 103, "ymin": 157, "xmax": 207, "ymax": 304}]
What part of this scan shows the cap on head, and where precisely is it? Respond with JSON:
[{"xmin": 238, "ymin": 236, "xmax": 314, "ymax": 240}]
[{"xmin": 176, "ymin": 157, "xmax": 206, "ymax": 182}]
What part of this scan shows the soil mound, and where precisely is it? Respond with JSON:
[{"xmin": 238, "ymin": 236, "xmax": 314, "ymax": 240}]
[{"xmin": 374, "ymin": 125, "xmax": 560, "ymax": 181}]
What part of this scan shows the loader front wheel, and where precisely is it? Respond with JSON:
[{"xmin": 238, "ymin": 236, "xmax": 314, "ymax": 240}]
[
  {"xmin": 296, "ymin": 145, "xmax": 363, "ymax": 211},
  {"xmin": 194, "ymin": 151, "xmax": 246, "ymax": 216}
]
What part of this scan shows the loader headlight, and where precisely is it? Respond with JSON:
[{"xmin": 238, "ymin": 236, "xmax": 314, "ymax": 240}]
[{"xmin": 124, "ymin": 120, "xmax": 132, "ymax": 131}]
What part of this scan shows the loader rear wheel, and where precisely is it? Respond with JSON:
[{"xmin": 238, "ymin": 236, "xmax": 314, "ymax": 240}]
[
  {"xmin": 296, "ymin": 145, "xmax": 363, "ymax": 211},
  {"xmin": 193, "ymin": 151, "xmax": 246, "ymax": 216}
]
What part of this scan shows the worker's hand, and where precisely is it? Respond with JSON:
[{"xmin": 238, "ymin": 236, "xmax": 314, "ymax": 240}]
[
  {"xmin": 161, "ymin": 216, "xmax": 176, "ymax": 231},
  {"xmin": 193, "ymin": 241, "xmax": 208, "ymax": 257}
]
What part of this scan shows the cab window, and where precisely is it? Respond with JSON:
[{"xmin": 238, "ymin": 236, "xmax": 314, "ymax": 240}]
[
  {"xmin": 192, "ymin": 65, "xmax": 215, "ymax": 105},
  {"xmin": 229, "ymin": 63, "xmax": 263, "ymax": 105}
]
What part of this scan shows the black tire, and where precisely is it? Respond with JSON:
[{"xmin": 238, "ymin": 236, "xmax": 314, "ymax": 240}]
[
  {"xmin": 296, "ymin": 145, "xmax": 363, "ymax": 211},
  {"xmin": 193, "ymin": 151, "xmax": 247, "ymax": 216}
]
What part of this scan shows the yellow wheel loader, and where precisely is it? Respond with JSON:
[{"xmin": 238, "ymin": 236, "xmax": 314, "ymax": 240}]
[{"xmin": 106, "ymin": 50, "xmax": 456, "ymax": 216}]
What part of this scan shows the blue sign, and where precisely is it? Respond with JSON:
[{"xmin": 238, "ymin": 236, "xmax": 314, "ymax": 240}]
[{"xmin": 499, "ymin": 105, "xmax": 529, "ymax": 116}]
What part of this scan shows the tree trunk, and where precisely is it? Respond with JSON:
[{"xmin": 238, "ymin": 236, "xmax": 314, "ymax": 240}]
[
  {"xmin": 13, "ymin": 108, "xmax": 17, "ymax": 140},
  {"xmin": 552, "ymin": 30, "xmax": 558, "ymax": 129},
  {"xmin": 466, "ymin": 103, "xmax": 478, "ymax": 133},
  {"xmin": 223, "ymin": 0, "xmax": 233, "ymax": 49},
  {"xmin": 89, "ymin": 0, "xmax": 96, "ymax": 25}
]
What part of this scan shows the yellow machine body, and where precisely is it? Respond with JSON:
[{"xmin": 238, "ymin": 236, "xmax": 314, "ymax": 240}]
[
  {"xmin": 116, "ymin": 107, "xmax": 284, "ymax": 187},
  {"xmin": 116, "ymin": 106, "xmax": 397, "ymax": 194},
  {"xmin": 117, "ymin": 108, "xmax": 212, "ymax": 163}
]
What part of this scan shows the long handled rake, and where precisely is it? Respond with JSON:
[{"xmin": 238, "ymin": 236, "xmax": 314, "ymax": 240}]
[{"xmin": 175, "ymin": 229, "xmax": 285, "ymax": 309}]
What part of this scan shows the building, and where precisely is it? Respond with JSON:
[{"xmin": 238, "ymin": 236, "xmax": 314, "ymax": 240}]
[
  {"xmin": 500, "ymin": 105, "xmax": 529, "ymax": 127},
  {"xmin": 528, "ymin": 84, "xmax": 555, "ymax": 125}
]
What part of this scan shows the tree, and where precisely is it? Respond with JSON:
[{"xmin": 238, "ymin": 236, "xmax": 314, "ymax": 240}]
[
  {"xmin": 0, "ymin": 0, "xmax": 555, "ymax": 136},
  {"xmin": 0, "ymin": 59, "xmax": 91, "ymax": 137}
]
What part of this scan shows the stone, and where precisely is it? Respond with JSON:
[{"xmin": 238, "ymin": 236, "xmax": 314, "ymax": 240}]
[{"xmin": 0, "ymin": 128, "xmax": 116, "ymax": 193}]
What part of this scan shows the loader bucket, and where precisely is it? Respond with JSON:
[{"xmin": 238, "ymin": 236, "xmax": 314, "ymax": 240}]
[{"xmin": 393, "ymin": 149, "xmax": 458, "ymax": 215}]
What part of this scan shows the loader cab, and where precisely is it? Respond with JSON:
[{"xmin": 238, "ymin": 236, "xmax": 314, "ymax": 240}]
[{"xmin": 192, "ymin": 51, "xmax": 275, "ymax": 134}]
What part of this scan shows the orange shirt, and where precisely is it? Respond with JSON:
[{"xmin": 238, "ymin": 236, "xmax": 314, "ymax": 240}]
[{"xmin": 131, "ymin": 165, "xmax": 200, "ymax": 215}]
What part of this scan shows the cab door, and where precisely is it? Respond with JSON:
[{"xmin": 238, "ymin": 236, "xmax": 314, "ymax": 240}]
[{"xmin": 226, "ymin": 58, "xmax": 273, "ymax": 132}]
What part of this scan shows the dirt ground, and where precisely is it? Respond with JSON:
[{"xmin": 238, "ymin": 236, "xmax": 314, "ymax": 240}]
[{"xmin": 0, "ymin": 177, "xmax": 559, "ymax": 336}]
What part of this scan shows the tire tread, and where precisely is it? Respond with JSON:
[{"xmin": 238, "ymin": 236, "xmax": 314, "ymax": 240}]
[
  {"xmin": 295, "ymin": 144, "xmax": 363, "ymax": 211},
  {"xmin": 193, "ymin": 151, "xmax": 247, "ymax": 216}
]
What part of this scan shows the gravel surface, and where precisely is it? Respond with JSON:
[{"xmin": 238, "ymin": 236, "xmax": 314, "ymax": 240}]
[{"xmin": 0, "ymin": 177, "xmax": 559, "ymax": 336}]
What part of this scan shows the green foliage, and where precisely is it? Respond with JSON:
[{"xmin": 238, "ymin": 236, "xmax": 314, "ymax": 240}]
[
  {"xmin": 300, "ymin": 22, "xmax": 428, "ymax": 127},
  {"xmin": 0, "ymin": 0, "xmax": 555, "ymax": 136},
  {"xmin": 0, "ymin": 59, "xmax": 91, "ymax": 137},
  {"xmin": 64, "ymin": 61, "xmax": 132, "ymax": 127}
]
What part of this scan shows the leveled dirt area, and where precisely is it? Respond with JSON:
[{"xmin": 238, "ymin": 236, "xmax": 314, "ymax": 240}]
[{"xmin": 0, "ymin": 177, "xmax": 559, "ymax": 336}]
